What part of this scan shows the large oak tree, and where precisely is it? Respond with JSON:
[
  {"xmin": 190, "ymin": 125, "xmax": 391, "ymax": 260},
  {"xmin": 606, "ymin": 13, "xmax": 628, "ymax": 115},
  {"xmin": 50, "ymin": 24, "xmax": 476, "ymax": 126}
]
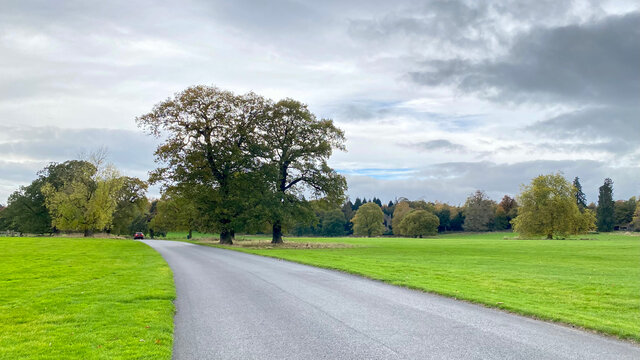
[
  {"xmin": 258, "ymin": 99, "xmax": 347, "ymax": 243},
  {"xmin": 137, "ymin": 85, "xmax": 268, "ymax": 244}
]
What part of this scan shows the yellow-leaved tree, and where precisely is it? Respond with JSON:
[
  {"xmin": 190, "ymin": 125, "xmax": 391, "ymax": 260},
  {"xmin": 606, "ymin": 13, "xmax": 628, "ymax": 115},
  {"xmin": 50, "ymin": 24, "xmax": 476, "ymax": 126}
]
[
  {"xmin": 352, "ymin": 202, "xmax": 385, "ymax": 237},
  {"xmin": 512, "ymin": 173, "xmax": 596, "ymax": 239},
  {"xmin": 42, "ymin": 157, "xmax": 123, "ymax": 237}
]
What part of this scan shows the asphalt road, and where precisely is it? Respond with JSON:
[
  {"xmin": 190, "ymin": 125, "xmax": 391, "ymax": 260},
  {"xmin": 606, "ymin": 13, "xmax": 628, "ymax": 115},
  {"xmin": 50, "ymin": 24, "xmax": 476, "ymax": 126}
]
[{"xmin": 141, "ymin": 240, "xmax": 640, "ymax": 360}]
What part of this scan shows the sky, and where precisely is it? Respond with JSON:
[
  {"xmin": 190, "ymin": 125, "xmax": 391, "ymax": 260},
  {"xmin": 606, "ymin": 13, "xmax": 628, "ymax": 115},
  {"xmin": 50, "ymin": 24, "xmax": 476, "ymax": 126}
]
[{"xmin": 1, "ymin": 0, "xmax": 638, "ymax": 205}]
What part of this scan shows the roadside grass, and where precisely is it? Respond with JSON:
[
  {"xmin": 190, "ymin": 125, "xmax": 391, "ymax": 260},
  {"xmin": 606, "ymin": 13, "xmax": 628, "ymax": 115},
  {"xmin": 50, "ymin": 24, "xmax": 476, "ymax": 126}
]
[
  {"xmin": 189, "ymin": 232, "xmax": 640, "ymax": 341},
  {"xmin": 0, "ymin": 237, "xmax": 175, "ymax": 359}
]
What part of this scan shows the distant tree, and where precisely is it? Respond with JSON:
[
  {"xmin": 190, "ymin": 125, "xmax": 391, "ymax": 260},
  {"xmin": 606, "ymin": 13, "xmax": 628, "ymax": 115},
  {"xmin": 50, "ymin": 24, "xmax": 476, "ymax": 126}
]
[
  {"xmin": 1, "ymin": 180, "xmax": 51, "ymax": 234},
  {"xmin": 352, "ymin": 202, "xmax": 385, "ymax": 237},
  {"xmin": 150, "ymin": 189, "xmax": 201, "ymax": 239},
  {"xmin": 512, "ymin": 173, "xmax": 596, "ymax": 239},
  {"xmin": 573, "ymin": 177, "xmax": 587, "ymax": 211},
  {"xmin": 596, "ymin": 178, "xmax": 615, "ymax": 232},
  {"xmin": 632, "ymin": 201, "xmax": 640, "ymax": 231},
  {"xmin": 111, "ymin": 177, "xmax": 148, "ymax": 235},
  {"xmin": 258, "ymin": 98, "xmax": 346, "ymax": 243},
  {"xmin": 341, "ymin": 200, "xmax": 354, "ymax": 234},
  {"xmin": 42, "ymin": 162, "xmax": 123, "ymax": 236},
  {"xmin": 373, "ymin": 197, "xmax": 383, "ymax": 207},
  {"xmin": 614, "ymin": 197, "xmax": 636, "ymax": 226},
  {"xmin": 408, "ymin": 200, "xmax": 435, "ymax": 213},
  {"xmin": 398, "ymin": 210, "xmax": 439, "ymax": 237},
  {"xmin": 499, "ymin": 195, "xmax": 518, "ymax": 217},
  {"xmin": 493, "ymin": 207, "xmax": 510, "ymax": 230},
  {"xmin": 387, "ymin": 200, "xmax": 394, "ymax": 208},
  {"xmin": 392, "ymin": 201, "xmax": 412, "ymax": 235},
  {"xmin": 319, "ymin": 210, "xmax": 346, "ymax": 236},
  {"xmin": 352, "ymin": 198, "xmax": 362, "ymax": 211},
  {"xmin": 494, "ymin": 195, "xmax": 518, "ymax": 230},
  {"xmin": 450, "ymin": 210, "xmax": 465, "ymax": 231},
  {"xmin": 434, "ymin": 202, "xmax": 451, "ymax": 232},
  {"xmin": 463, "ymin": 191, "xmax": 496, "ymax": 232},
  {"xmin": 0, "ymin": 205, "xmax": 7, "ymax": 231},
  {"xmin": 129, "ymin": 214, "xmax": 150, "ymax": 236}
]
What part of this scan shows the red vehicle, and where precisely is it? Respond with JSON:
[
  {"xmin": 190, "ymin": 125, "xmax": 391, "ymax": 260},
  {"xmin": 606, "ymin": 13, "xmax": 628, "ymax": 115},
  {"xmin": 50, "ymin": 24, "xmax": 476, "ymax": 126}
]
[{"xmin": 133, "ymin": 232, "xmax": 145, "ymax": 240}]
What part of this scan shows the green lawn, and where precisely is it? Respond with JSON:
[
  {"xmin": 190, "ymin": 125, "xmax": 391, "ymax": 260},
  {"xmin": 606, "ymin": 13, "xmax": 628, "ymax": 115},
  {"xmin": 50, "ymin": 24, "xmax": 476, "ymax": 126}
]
[
  {"xmin": 0, "ymin": 237, "xmax": 175, "ymax": 359},
  {"xmin": 205, "ymin": 232, "xmax": 640, "ymax": 341}
]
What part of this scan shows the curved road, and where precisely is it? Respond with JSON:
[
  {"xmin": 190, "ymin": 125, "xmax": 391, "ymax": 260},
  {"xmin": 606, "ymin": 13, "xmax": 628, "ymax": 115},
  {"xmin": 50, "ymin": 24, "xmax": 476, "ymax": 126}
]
[{"xmin": 141, "ymin": 240, "xmax": 640, "ymax": 360}]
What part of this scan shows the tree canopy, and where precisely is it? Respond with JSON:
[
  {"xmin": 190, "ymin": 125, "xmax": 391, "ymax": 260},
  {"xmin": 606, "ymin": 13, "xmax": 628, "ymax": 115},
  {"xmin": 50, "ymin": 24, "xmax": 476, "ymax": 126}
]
[
  {"xmin": 42, "ymin": 161, "xmax": 123, "ymax": 236},
  {"xmin": 352, "ymin": 202, "xmax": 385, "ymax": 237},
  {"xmin": 392, "ymin": 201, "xmax": 412, "ymax": 235},
  {"xmin": 463, "ymin": 190, "xmax": 495, "ymax": 232},
  {"xmin": 512, "ymin": 173, "xmax": 596, "ymax": 239},
  {"xmin": 573, "ymin": 177, "xmax": 587, "ymax": 211},
  {"xmin": 397, "ymin": 210, "xmax": 439, "ymax": 237},
  {"xmin": 257, "ymin": 98, "xmax": 346, "ymax": 243},
  {"xmin": 596, "ymin": 178, "xmax": 615, "ymax": 232}
]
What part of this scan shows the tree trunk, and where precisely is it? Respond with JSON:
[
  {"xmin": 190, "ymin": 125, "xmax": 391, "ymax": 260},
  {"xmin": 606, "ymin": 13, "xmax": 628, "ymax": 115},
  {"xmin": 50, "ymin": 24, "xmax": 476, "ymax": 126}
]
[
  {"xmin": 188, "ymin": 229, "xmax": 193, "ymax": 239},
  {"xmin": 272, "ymin": 221, "xmax": 283, "ymax": 244},
  {"xmin": 83, "ymin": 229, "xmax": 91, "ymax": 237},
  {"xmin": 546, "ymin": 233, "xmax": 553, "ymax": 239},
  {"xmin": 220, "ymin": 229, "xmax": 234, "ymax": 244}
]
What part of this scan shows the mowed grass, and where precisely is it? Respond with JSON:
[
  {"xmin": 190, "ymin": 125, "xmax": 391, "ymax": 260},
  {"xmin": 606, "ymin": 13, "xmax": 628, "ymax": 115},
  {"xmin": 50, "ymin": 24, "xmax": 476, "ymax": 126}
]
[
  {"xmin": 209, "ymin": 232, "xmax": 640, "ymax": 341},
  {"xmin": 0, "ymin": 237, "xmax": 175, "ymax": 359}
]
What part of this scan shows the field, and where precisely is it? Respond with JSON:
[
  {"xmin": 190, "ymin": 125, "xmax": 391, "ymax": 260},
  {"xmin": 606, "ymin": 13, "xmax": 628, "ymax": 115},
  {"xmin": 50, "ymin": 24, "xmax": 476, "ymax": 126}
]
[
  {"xmin": 189, "ymin": 232, "xmax": 640, "ymax": 341},
  {"xmin": 0, "ymin": 237, "xmax": 175, "ymax": 359}
]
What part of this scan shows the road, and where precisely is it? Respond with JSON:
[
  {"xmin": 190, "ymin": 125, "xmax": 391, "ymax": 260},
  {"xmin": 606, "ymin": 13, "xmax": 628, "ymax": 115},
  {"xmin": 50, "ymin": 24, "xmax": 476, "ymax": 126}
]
[{"xmin": 141, "ymin": 240, "xmax": 640, "ymax": 360}]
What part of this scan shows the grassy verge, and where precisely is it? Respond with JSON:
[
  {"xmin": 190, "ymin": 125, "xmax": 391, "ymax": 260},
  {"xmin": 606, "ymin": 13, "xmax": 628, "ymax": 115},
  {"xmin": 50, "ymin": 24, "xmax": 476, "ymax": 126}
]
[
  {"xmin": 190, "ymin": 232, "xmax": 640, "ymax": 341},
  {"xmin": 0, "ymin": 237, "xmax": 175, "ymax": 359}
]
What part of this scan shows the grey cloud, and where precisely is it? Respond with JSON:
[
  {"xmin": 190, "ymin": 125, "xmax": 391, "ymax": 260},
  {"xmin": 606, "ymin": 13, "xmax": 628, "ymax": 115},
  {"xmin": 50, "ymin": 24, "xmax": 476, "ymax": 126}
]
[
  {"xmin": 0, "ymin": 125, "xmax": 158, "ymax": 169},
  {"xmin": 527, "ymin": 106, "xmax": 640, "ymax": 144},
  {"xmin": 348, "ymin": 2, "xmax": 493, "ymax": 52},
  {"xmin": 348, "ymin": 0, "xmax": 607, "ymax": 60},
  {"xmin": 410, "ymin": 12, "xmax": 640, "ymax": 106},
  {"xmin": 0, "ymin": 160, "xmax": 43, "ymax": 183},
  {"xmin": 412, "ymin": 139, "xmax": 467, "ymax": 152},
  {"xmin": 0, "ymin": 160, "xmax": 45, "ymax": 205}
]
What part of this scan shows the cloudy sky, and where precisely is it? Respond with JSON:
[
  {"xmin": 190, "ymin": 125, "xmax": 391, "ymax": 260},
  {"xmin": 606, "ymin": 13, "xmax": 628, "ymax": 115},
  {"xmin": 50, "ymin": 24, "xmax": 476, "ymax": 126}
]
[{"xmin": 1, "ymin": 0, "xmax": 638, "ymax": 205}]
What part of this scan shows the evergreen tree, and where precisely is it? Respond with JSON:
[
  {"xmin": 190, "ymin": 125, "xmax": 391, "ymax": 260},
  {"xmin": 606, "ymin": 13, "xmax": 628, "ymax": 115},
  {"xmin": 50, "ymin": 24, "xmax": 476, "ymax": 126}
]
[
  {"xmin": 573, "ymin": 177, "xmax": 587, "ymax": 211},
  {"xmin": 596, "ymin": 178, "xmax": 615, "ymax": 232},
  {"xmin": 387, "ymin": 200, "xmax": 394, "ymax": 208},
  {"xmin": 341, "ymin": 200, "xmax": 355, "ymax": 234},
  {"xmin": 352, "ymin": 198, "xmax": 362, "ymax": 211}
]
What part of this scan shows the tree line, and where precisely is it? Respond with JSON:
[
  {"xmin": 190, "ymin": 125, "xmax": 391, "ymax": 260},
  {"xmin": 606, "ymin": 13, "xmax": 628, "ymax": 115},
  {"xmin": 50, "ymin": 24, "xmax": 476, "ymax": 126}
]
[{"xmin": 2, "ymin": 159, "xmax": 637, "ymax": 240}]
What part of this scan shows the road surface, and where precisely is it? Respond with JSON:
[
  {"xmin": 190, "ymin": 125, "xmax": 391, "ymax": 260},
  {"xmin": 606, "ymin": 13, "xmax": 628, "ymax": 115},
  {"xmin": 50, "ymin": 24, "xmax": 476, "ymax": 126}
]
[{"xmin": 141, "ymin": 240, "xmax": 640, "ymax": 359}]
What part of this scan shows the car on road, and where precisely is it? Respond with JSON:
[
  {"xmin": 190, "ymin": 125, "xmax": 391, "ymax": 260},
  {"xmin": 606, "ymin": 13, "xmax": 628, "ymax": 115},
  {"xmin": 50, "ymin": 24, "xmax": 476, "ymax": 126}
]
[{"xmin": 133, "ymin": 232, "xmax": 145, "ymax": 240}]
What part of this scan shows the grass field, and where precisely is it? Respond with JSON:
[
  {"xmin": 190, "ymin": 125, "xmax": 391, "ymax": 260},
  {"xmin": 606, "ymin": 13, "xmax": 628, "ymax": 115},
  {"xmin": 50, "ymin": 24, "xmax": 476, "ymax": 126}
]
[
  {"xmin": 187, "ymin": 232, "xmax": 640, "ymax": 341},
  {"xmin": 0, "ymin": 237, "xmax": 175, "ymax": 359}
]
